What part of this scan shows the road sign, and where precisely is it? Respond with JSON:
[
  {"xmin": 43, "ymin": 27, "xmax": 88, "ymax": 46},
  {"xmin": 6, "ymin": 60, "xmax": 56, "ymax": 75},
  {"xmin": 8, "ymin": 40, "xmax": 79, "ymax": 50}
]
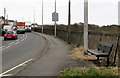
[{"xmin": 52, "ymin": 12, "xmax": 58, "ymax": 21}]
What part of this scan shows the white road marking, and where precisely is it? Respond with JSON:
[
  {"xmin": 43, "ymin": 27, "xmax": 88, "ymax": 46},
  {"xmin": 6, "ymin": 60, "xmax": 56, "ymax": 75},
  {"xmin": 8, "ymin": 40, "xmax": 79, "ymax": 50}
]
[
  {"xmin": 2, "ymin": 46, "xmax": 11, "ymax": 50},
  {"xmin": 0, "ymin": 58, "xmax": 34, "ymax": 77},
  {"xmin": 2, "ymin": 74, "xmax": 12, "ymax": 76},
  {"xmin": 20, "ymin": 34, "xmax": 25, "ymax": 39},
  {"xmin": 20, "ymin": 34, "xmax": 27, "ymax": 42},
  {"xmin": 13, "ymin": 34, "xmax": 25, "ymax": 42},
  {"xmin": 21, "ymin": 39, "xmax": 23, "ymax": 41},
  {"xmin": 2, "ymin": 46, "xmax": 5, "ymax": 48},
  {"xmin": 0, "ymin": 46, "xmax": 5, "ymax": 48},
  {"xmin": 15, "ymin": 34, "xmax": 25, "ymax": 41},
  {"xmin": 8, "ymin": 42, "xmax": 15, "ymax": 45},
  {"xmin": 14, "ymin": 42, "xmax": 20, "ymax": 45},
  {"xmin": 2, "ymin": 34, "xmax": 28, "ymax": 51}
]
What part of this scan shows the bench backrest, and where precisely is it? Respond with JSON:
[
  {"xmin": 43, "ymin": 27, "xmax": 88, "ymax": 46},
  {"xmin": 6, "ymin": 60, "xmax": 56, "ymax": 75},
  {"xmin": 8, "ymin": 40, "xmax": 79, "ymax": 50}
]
[{"xmin": 97, "ymin": 42, "xmax": 113, "ymax": 55}]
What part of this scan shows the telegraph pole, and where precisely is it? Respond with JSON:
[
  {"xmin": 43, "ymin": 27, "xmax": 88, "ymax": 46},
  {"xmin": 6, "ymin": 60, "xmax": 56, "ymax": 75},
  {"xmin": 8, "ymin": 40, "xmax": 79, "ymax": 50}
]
[
  {"xmin": 34, "ymin": 8, "xmax": 36, "ymax": 24},
  {"xmin": 4, "ymin": 8, "xmax": 6, "ymax": 25},
  {"xmin": 6, "ymin": 14, "xmax": 8, "ymax": 24},
  {"xmin": 54, "ymin": 0, "xmax": 57, "ymax": 37},
  {"xmin": 68, "ymin": 0, "xmax": 71, "ymax": 44},
  {"xmin": 42, "ymin": 0, "xmax": 44, "ymax": 33},
  {"xmin": 118, "ymin": 1, "xmax": 120, "ymax": 25},
  {"xmin": 84, "ymin": 0, "xmax": 88, "ymax": 54}
]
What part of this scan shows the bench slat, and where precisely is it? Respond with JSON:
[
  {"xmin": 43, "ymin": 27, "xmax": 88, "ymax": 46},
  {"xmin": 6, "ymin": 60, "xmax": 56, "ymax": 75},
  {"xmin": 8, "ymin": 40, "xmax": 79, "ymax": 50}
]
[
  {"xmin": 87, "ymin": 49, "xmax": 108, "ymax": 56},
  {"xmin": 97, "ymin": 42, "xmax": 113, "ymax": 54},
  {"xmin": 98, "ymin": 42, "xmax": 113, "ymax": 47}
]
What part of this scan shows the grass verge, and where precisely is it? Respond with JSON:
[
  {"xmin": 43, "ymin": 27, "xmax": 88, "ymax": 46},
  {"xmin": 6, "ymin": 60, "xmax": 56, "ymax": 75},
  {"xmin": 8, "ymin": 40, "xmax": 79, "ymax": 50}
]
[
  {"xmin": 59, "ymin": 67, "xmax": 118, "ymax": 77},
  {"xmin": 59, "ymin": 45, "xmax": 119, "ymax": 77}
]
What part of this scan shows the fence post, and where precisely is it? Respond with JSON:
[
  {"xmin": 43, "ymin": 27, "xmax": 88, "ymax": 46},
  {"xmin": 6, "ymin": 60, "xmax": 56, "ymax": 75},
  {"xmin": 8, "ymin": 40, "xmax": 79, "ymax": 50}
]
[
  {"xmin": 100, "ymin": 33, "xmax": 102, "ymax": 41},
  {"xmin": 113, "ymin": 33, "xmax": 120, "ymax": 65},
  {"xmin": 119, "ymin": 33, "xmax": 120, "ymax": 69}
]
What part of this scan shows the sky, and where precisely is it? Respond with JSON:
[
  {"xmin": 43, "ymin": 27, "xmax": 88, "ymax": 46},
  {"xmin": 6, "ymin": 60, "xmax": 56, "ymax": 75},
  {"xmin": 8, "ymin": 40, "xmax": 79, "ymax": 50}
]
[{"xmin": 0, "ymin": 0, "xmax": 119, "ymax": 26}]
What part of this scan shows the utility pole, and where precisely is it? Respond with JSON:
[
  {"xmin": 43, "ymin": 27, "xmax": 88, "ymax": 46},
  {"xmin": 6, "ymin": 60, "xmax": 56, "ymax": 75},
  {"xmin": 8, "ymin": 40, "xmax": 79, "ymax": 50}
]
[
  {"xmin": 84, "ymin": 0, "xmax": 88, "ymax": 54},
  {"xmin": 6, "ymin": 14, "xmax": 8, "ymax": 24},
  {"xmin": 34, "ymin": 8, "xmax": 36, "ymax": 24},
  {"xmin": 42, "ymin": 0, "xmax": 44, "ymax": 33},
  {"xmin": 118, "ymin": 1, "xmax": 120, "ymax": 25},
  {"xmin": 68, "ymin": 0, "xmax": 71, "ymax": 44},
  {"xmin": 54, "ymin": 0, "xmax": 57, "ymax": 37},
  {"xmin": 4, "ymin": 8, "xmax": 6, "ymax": 25}
]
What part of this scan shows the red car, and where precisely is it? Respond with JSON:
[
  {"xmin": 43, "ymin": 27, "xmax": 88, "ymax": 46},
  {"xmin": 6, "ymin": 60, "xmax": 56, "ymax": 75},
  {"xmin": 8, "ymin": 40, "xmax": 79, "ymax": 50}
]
[{"xmin": 4, "ymin": 31, "xmax": 18, "ymax": 40}]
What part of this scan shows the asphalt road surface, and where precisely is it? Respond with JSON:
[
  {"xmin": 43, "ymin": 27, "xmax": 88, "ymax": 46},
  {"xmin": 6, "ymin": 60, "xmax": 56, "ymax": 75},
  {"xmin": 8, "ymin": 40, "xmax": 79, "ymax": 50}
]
[{"xmin": 2, "ymin": 32, "xmax": 47, "ymax": 72}]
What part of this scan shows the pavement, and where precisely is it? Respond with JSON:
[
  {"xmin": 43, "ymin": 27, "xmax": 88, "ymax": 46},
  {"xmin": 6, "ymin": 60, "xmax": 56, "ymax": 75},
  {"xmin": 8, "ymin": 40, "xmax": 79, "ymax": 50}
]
[{"xmin": 16, "ymin": 32, "xmax": 94, "ymax": 76}]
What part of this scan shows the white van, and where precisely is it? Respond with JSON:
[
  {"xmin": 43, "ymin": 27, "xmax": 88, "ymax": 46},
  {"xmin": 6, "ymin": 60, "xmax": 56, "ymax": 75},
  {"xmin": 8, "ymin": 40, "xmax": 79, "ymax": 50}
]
[
  {"xmin": 3, "ymin": 25, "xmax": 13, "ymax": 31},
  {"xmin": 25, "ymin": 25, "xmax": 32, "ymax": 32}
]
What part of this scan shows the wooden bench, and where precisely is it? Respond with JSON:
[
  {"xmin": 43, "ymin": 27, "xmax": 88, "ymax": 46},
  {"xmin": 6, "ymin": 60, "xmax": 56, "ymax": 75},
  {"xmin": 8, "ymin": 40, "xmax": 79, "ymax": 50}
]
[{"xmin": 87, "ymin": 41, "xmax": 113, "ymax": 66}]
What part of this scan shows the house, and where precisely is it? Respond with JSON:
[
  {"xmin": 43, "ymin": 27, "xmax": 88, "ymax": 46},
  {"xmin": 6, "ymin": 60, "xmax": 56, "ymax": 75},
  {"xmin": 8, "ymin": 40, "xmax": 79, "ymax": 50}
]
[
  {"xmin": 0, "ymin": 16, "xmax": 5, "ymax": 29},
  {"xmin": 8, "ymin": 20, "xmax": 17, "ymax": 26},
  {"xmin": 31, "ymin": 23, "xmax": 39, "ymax": 27}
]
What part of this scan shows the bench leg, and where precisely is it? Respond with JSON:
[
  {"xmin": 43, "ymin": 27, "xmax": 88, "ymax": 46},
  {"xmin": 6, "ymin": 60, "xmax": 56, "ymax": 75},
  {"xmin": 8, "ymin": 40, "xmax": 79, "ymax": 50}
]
[
  {"xmin": 97, "ymin": 57, "xmax": 101, "ymax": 67},
  {"xmin": 107, "ymin": 57, "xmax": 109, "ymax": 67},
  {"xmin": 97, "ymin": 57, "xmax": 99, "ymax": 60}
]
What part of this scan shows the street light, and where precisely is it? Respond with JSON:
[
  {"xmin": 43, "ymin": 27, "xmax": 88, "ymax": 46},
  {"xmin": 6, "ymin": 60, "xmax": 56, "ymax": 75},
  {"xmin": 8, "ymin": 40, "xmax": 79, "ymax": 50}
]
[
  {"xmin": 84, "ymin": 0, "xmax": 88, "ymax": 54},
  {"xmin": 68, "ymin": 0, "xmax": 71, "ymax": 44},
  {"xmin": 118, "ymin": 1, "xmax": 120, "ymax": 25},
  {"xmin": 42, "ymin": 0, "xmax": 44, "ymax": 33},
  {"xmin": 33, "ymin": 8, "xmax": 36, "ymax": 24},
  {"xmin": 4, "ymin": 8, "xmax": 6, "ymax": 25},
  {"xmin": 54, "ymin": 0, "xmax": 57, "ymax": 37}
]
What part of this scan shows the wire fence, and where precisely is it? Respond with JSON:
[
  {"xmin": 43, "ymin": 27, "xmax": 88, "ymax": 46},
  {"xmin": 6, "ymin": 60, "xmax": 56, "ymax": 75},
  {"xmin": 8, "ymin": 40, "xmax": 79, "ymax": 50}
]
[{"xmin": 33, "ymin": 27, "xmax": 119, "ymax": 66}]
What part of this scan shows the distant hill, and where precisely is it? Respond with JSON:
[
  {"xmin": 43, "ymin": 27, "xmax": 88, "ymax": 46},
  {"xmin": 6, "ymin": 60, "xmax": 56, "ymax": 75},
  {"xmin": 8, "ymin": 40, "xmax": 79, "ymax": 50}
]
[{"xmin": 37, "ymin": 23, "xmax": 119, "ymax": 34}]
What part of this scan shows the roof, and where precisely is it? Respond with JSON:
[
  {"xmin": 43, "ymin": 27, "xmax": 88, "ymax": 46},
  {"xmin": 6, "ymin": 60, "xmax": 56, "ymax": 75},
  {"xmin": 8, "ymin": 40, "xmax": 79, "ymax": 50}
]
[
  {"xmin": 8, "ymin": 20, "xmax": 15, "ymax": 22},
  {"xmin": 0, "ymin": 16, "xmax": 5, "ymax": 20}
]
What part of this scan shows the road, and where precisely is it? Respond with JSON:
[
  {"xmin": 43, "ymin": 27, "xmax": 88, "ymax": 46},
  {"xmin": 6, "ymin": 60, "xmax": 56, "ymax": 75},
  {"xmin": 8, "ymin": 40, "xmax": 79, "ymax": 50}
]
[
  {"xmin": 16, "ymin": 33, "xmax": 70, "ymax": 76},
  {"xmin": 2, "ymin": 32, "xmax": 47, "ymax": 73}
]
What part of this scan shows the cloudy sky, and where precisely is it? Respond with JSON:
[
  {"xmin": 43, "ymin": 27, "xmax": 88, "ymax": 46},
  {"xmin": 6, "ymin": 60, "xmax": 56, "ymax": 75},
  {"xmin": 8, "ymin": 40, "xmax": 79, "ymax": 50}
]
[{"xmin": 0, "ymin": 0, "xmax": 119, "ymax": 26}]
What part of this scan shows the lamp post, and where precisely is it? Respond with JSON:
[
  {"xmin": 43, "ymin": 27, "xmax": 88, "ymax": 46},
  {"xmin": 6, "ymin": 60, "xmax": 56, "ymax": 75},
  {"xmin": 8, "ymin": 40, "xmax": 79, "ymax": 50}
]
[
  {"xmin": 68, "ymin": 0, "xmax": 71, "ymax": 44},
  {"xmin": 84, "ymin": 0, "xmax": 88, "ymax": 54},
  {"xmin": 54, "ymin": 0, "xmax": 57, "ymax": 37},
  {"xmin": 34, "ymin": 8, "xmax": 35, "ymax": 24},
  {"xmin": 4, "ymin": 8, "xmax": 6, "ymax": 25},
  {"xmin": 42, "ymin": 0, "xmax": 44, "ymax": 33},
  {"xmin": 118, "ymin": 1, "xmax": 120, "ymax": 25}
]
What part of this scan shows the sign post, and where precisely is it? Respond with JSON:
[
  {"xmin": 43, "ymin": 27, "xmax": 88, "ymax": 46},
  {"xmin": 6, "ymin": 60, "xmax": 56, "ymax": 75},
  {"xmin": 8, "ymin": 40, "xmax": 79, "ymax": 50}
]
[{"xmin": 52, "ymin": 0, "xmax": 59, "ymax": 37}]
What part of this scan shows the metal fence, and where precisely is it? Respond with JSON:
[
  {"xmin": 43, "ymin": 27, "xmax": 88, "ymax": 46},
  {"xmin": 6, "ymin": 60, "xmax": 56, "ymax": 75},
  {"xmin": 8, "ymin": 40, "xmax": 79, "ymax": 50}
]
[{"xmin": 34, "ymin": 28, "xmax": 119, "ymax": 66}]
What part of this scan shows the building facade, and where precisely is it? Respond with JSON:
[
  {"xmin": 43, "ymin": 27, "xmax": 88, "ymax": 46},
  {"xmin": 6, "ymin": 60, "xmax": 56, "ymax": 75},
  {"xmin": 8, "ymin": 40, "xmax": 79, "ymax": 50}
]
[{"xmin": 0, "ymin": 16, "xmax": 5, "ymax": 29}]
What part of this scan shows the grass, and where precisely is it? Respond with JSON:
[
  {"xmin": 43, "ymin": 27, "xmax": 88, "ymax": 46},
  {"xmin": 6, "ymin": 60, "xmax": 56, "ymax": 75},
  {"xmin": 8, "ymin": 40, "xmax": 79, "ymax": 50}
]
[
  {"xmin": 59, "ymin": 67, "xmax": 118, "ymax": 78},
  {"xmin": 60, "ymin": 45, "xmax": 119, "ymax": 78},
  {"xmin": 69, "ymin": 46, "xmax": 97, "ymax": 60}
]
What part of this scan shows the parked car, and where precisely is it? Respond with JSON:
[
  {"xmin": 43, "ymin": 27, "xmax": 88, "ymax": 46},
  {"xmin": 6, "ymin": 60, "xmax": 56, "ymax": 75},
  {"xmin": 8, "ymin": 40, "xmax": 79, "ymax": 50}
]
[{"xmin": 4, "ymin": 31, "xmax": 18, "ymax": 40}]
